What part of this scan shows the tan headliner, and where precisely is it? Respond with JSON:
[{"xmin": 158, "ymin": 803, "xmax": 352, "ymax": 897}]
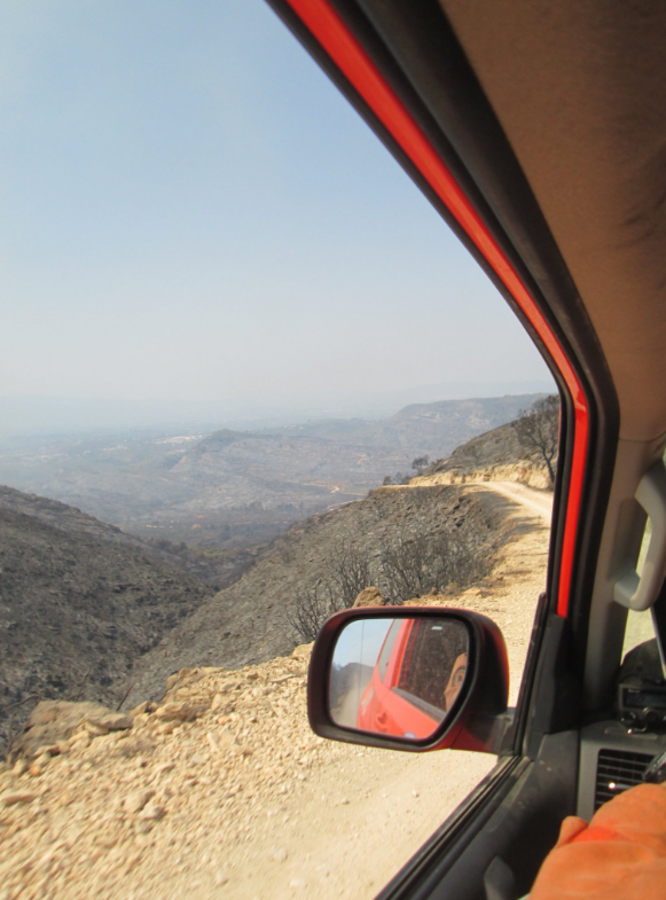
[{"xmin": 441, "ymin": 0, "xmax": 666, "ymax": 441}]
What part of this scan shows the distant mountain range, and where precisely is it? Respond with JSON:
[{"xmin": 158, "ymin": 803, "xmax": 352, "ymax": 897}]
[
  {"xmin": 0, "ymin": 382, "xmax": 553, "ymax": 437},
  {"xmin": 0, "ymin": 394, "xmax": 542, "ymax": 548}
]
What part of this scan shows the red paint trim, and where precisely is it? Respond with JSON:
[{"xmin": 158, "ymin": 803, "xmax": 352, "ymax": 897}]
[{"xmin": 283, "ymin": 0, "xmax": 588, "ymax": 617}]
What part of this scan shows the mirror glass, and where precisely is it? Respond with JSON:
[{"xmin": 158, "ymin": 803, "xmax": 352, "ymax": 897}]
[{"xmin": 328, "ymin": 616, "xmax": 470, "ymax": 741}]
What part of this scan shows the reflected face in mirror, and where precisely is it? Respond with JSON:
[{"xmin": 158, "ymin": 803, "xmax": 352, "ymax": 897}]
[{"xmin": 328, "ymin": 616, "xmax": 470, "ymax": 742}]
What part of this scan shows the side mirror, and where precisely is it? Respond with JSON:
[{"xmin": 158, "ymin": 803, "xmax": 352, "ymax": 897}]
[{"xmin": 307, "ymin": 607, "xmax": 509, "ymax": 753}]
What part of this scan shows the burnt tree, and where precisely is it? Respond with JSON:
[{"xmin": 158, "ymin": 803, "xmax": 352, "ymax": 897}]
[{"xmin": 511, "ymin": 394, "xmax": 560, "ymax": 484}]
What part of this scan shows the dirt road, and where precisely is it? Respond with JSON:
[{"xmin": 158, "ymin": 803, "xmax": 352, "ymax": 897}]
[
  {"xmin": 478, "ymin": 481, "xmax": 553, "ymax": 524},
  {"xmin": 0, "ymin": 482, "xmax": 551, "ymax": 900}
]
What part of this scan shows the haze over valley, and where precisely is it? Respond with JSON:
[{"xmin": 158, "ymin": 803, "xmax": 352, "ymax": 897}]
[{"xmin": 0, "ymin": 395, "xmax": 541, "ymax": 555}]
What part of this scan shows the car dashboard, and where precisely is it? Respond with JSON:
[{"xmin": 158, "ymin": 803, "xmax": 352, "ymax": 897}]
[{"xmin": 578, "ymin": 719, "xmax": 666, "ymax": 820}]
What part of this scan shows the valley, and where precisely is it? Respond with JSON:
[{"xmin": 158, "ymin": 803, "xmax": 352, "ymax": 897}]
[
  {"xmin": 0, "ymin": 395, "xmax": 541, "ymax": 551},
  {"xmin": 0, "ymin": 396, "xmax": 552, "ymax": 759}
]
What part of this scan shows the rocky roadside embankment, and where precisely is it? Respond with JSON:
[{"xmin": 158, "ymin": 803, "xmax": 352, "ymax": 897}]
[
  {"xmin": 0, "ymin": 481, "xmax": 550, "ymax": 900},
  {"xmin": 0, "ymin": 646, "xmax": 495, "ymax": 900},
  {"xmin": 415, "ymin": 422, "xmax": 552, "ymax": 489}
]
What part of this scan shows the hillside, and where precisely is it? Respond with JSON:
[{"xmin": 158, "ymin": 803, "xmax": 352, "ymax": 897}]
[
  {"xmin": 124, "ymin": 483, "xmax": 507, "ymax": 705},
  {"xmin": 267, "ymin": 394, "xmax": 542, "ymax": 454},
  {"xmin": 375, "ymin": 394, "xmax": 542, "ymax": 451},
  {"xmin": 0, "ymin": 486, "xmax": 145, "ymax": 548},
  {"xmin": 0, "ymin": 489, "xmax": 213, "ymax": 756},
  {"xmin": 417, "ymin": 419, "xmax": 553, "ymax": 488}
]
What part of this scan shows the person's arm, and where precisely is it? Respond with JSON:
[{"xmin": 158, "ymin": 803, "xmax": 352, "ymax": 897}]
[{"xmin": 530, "ymin": 783, "xmax": 666, "ymax": 900}]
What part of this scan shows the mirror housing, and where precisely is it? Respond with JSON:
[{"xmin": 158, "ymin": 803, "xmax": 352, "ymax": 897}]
[{"xmin": 308, "ymin": 607, "xmax": 509, "ymax": 753}]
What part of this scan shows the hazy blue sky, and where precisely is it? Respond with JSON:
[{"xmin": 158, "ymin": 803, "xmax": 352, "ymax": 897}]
[{"xmin": 1, "ymin": 1, "xmax": 553, "ymax": 427}]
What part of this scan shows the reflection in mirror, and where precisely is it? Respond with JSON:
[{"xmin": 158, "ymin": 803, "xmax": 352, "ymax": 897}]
[{"xmin": 329, "ymin": 617, "xmax": 470, "ymax": 741}]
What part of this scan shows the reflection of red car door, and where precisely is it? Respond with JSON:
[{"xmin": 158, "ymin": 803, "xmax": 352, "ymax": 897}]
[
  {"xmin": 369, "ymin": 681, "xmax": 441, "ymax": 738},
  {"xmin": 358, "ymin": 620, "xmax": 444, "ymax": 739},
  {"xmin": 357, "ymin": 619, "xmax": 406, "ymax": 732}
]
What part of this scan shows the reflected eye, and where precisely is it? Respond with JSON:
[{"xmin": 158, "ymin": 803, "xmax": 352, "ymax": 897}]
[{"xmin": 452, "ymin": 666, "xmax": 466, "ymax": 687}]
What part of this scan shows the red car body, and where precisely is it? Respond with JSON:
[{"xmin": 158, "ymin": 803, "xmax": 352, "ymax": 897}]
[{"xmin": 357, "ymin": 619, "xmax": 464, "ymax": 739}]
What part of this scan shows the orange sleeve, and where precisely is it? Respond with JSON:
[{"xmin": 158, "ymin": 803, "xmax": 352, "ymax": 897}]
[{"xmin": 530, "ymin": 784, "xmax": 666, "ymax": 900}]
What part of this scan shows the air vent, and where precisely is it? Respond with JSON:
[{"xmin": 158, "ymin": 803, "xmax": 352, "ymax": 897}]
[{"xmin": 595, "ymin": 749, "xmax": 653, "ymax": 809}]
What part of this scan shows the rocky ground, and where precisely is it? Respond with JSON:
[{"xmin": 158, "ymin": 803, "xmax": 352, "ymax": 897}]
[{"xmin": 0, "ymin": 480, "xmax": 550, "ymax": 900}]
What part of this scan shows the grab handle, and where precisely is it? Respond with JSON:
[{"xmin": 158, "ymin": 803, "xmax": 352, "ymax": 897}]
[{"xmin": 614, "ymin": 460, "xmax": 666, "ymax": 612}]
